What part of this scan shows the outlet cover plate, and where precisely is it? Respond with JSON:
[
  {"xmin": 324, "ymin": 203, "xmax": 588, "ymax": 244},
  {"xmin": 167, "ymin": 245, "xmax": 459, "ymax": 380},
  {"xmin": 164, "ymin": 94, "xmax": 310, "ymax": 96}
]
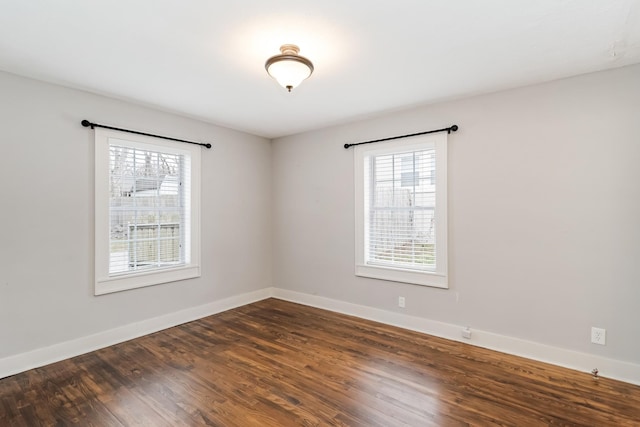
[{"xmin": 591, "ymin": 327, "xmax": 606, "ymax": 345}]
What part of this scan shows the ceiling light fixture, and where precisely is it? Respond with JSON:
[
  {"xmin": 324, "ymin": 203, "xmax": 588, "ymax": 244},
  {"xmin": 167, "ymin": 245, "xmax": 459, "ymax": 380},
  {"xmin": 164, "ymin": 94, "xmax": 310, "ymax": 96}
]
[{"xmin": 265, "ymin": 44, "xmax": 314, "ymax": 92}]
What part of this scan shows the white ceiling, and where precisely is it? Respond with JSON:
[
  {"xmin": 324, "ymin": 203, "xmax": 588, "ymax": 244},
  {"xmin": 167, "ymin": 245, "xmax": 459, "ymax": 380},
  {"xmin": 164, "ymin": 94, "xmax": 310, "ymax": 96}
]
[{"xmin": 1, "ymin": 1, "xmax": 639, "ymax": 138}]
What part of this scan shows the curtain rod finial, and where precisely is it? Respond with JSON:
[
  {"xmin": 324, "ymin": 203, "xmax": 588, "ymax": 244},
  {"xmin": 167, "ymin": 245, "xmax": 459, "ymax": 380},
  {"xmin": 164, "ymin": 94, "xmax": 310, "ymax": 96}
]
[
  {"xmin": 451, "ymin": 125, "xmax": 458, "ymax": 132},
  {"xmin": 81, "ymin": 120, "xmax": 95, "ymax": 129}
]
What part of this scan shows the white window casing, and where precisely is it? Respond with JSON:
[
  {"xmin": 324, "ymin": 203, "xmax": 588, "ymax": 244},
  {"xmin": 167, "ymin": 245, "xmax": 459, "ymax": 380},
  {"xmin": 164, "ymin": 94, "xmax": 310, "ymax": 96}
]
[
  {"xmin": 95, "ymin": 127, "xmax": 201, "ymax": 295},
  {"xmin": 354, "ymin": 132, "xmax": 448, "ymax": 288}
]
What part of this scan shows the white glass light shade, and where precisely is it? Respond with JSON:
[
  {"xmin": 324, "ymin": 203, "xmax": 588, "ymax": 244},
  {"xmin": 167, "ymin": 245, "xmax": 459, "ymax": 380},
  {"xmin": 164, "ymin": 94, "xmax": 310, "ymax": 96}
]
[
  {"xmin": 265, "ymin": 44, "xmax": 314, "ymax": 92},
  {"xmin": 267, "ymin": 60, "xmax": 312, "ymax": 90}
]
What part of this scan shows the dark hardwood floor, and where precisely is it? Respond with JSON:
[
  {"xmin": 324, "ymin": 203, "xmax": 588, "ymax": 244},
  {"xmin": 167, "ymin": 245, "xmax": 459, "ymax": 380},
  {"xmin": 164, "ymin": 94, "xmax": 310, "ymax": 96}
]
[{"xmin": 1, "ymin": 298, "xmax": 639, "ymax": 426}]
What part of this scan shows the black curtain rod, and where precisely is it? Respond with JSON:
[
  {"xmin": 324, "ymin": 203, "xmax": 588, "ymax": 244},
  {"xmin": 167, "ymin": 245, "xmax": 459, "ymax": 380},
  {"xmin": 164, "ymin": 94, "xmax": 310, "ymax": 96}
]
[
  {"xmin": 344, "ymin": 125, "xmax": 458, "ymax": 149},
  {"xmin": 81, "ymin": 120, "xmax": 212, "ymax": 149}
]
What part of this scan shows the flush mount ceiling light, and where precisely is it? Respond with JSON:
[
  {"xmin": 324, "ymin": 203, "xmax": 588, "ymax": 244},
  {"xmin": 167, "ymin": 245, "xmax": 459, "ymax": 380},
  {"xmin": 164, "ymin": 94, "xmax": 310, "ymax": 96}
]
[{"xmin": 265, "ymin": 44, "xmax": 314, "ymax": 92}]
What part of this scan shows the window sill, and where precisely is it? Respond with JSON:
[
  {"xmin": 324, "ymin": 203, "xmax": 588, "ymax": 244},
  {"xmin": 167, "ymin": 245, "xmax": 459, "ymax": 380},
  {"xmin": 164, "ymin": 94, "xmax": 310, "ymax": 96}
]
[
  {"xmin": 355, "ymin": 264, "xmax": 448, "ymax": 288},
  {"xmin": 95, "ymin": 265, "xmax": 200, "ymax": 295}
]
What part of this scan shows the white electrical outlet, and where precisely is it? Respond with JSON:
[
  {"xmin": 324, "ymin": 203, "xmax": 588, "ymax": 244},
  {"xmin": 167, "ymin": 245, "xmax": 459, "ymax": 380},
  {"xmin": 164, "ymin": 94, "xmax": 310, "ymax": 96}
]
[
  {"xmin": 591, "ymin": 327, "xmax": 606, "ymax": 345},
  {"xmin": 398, "ymin": 296, "xmax": 405, "ymax": 308}
]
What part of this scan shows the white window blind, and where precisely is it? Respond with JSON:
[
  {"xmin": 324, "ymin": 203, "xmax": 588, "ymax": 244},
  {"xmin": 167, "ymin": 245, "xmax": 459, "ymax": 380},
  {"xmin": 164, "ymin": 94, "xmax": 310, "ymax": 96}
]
[
  {"xmin": 355, "ymin": 133, "xmax": 447, "ymax": 288},
  {"xmin": 108, "ymin": 144, "xmax": 190, "ymax": 275},
  {"xmin": 365, "ymin": 149, "xmax": 436, "ymax": 271}
]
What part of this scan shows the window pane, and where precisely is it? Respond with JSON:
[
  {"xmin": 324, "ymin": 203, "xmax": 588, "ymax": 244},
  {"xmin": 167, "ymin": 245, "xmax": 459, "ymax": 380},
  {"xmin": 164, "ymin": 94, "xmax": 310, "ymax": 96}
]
[
  {"xmin": 108, "ymin": 145, "xmax": 185, "ymax": 275},
  {"xmin": 367, "ymin": 148, "xmax": 436, "ymax": 271}
]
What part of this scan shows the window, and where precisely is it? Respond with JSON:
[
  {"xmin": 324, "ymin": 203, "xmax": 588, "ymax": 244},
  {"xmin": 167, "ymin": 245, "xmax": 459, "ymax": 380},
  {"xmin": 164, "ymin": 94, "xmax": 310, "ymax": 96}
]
[
  {"xmin": 354, "ymin": 132, "xmax": 448, "ymax": 288},
  {"xmin": 95, "ymin": 128, "xmax": 201, "ymax": 295}
]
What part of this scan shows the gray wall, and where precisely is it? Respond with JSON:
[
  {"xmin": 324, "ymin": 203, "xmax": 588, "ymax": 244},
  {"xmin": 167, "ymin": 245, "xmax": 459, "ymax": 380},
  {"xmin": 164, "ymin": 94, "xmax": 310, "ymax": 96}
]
[
  {"xmin": 0, "ymin": 71, "xmax": 272, "ymax": 359},
  {"xmin": 2, "ymin": 63, "xmax": 639, "ymax": 369},
  {"xmin": 272, "ymin": 64, "xmax": 640, "ymax": 364}
]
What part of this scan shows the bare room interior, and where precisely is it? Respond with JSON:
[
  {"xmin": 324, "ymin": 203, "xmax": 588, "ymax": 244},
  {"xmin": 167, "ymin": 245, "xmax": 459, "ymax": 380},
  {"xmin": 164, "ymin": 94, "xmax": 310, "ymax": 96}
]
[{"xmin": 1, "ymin": 1, "xmax": 639, "ymax": 425}]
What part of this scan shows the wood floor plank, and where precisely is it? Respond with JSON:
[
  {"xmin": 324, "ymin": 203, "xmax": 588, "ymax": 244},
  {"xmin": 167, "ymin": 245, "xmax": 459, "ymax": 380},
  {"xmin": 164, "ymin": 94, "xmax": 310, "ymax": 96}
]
[{"xmin": 1, "ymin": 298, "xmax": 639, "ymax": 426}]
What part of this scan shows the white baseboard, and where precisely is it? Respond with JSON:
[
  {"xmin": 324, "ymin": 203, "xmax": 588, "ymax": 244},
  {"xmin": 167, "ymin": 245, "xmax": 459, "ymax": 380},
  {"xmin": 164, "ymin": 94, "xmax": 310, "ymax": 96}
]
[
  {"xmin": 0, "ymin": 288, "xmax": 273, "ymax": 380},
  {"xmin": 3, "ymin": 286, "xmax": 638, "ymax": 387},
  {"xmin": 271, "ymin": 288, "xmax": 640, "ymax": 386}
]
